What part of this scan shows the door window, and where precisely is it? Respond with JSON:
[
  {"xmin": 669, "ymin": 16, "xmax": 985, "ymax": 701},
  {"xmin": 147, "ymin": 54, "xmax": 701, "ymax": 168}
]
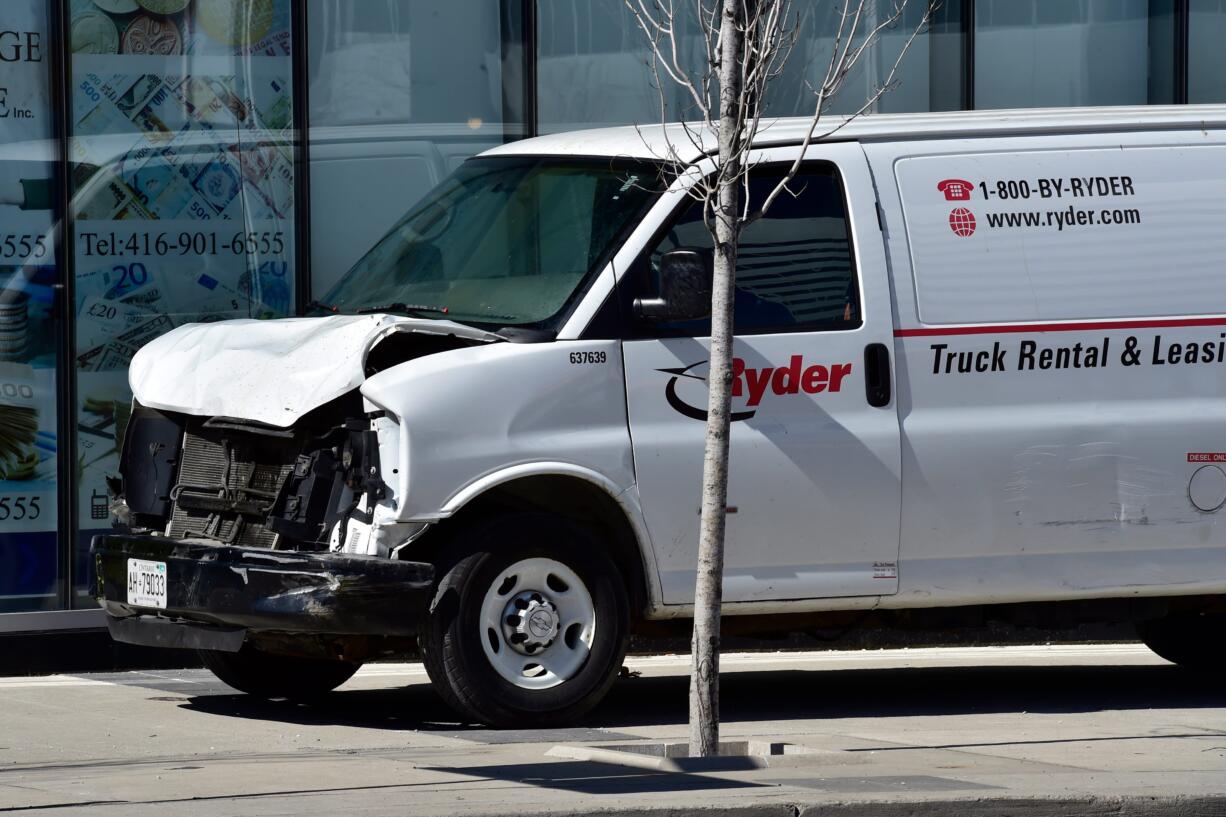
[{"xmin": 633, "ymin": 167, "xmax": 859, "ymax": 337}]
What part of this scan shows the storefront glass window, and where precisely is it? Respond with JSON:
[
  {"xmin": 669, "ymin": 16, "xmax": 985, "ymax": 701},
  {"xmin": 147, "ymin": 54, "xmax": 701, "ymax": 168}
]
[
  {"xmin": 0, "ymin": 0, "xmax": 60, "ymax": 613},
  {"xmin": 1189, "ymin": 0, "xmax": 1226, "ymax": 102},
  {"xmin": 974, "ymin": 0, "xmax": 1175, "ymax": 109},
  {"xmin": 537, "ymin": 0, "xmax": 959, "ymax": 131},
  {"xmin": 68, "ymin": 0, "xmax": 299, "ymax": 605},
  {"xmin": 306, "ymin": 0, "xmax": 525, "ymax": 296},
  {"xmin": 537, "ymin": 0, "xmax": 704, "ymax": 132},
  {"xmin": 770, "ymin": 1, "xmax": 960, "ymax": 115}
]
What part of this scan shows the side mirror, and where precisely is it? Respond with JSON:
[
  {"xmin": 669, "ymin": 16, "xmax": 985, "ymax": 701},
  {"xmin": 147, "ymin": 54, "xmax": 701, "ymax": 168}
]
[{"xmin": 634, "ymin": 249, "xmax": 713, "ymax": 322}]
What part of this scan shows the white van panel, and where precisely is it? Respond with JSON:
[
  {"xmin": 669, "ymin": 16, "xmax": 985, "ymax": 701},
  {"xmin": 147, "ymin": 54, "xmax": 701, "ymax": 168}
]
[
  {"xmin": 896, "ymin": 145, "xmax": 1226, "ymax": 325},
  {"xmin": 359, "ymin": 339, "xmax": 637, "ymax": 525},
  {"xmin": 863, "ymin": 130, "xmax": 1226, "ymax": 607}
]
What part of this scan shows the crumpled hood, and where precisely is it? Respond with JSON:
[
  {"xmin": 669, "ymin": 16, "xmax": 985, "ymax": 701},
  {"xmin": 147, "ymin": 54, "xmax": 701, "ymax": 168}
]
[{"xmin": 128, "ymin": 314, "xmax": 501, "ymax": 427}]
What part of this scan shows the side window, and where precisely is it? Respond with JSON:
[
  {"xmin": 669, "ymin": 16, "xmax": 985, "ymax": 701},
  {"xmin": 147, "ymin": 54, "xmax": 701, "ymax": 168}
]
[{"xmin": 639, "ymin": 166, "xmax": 859, "ymax": 336}]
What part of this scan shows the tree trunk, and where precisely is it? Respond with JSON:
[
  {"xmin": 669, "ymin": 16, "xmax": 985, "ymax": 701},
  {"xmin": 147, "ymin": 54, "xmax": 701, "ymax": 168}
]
[{"xmin": 688, "ymin": 0, "xmax": 745, "ymax": 759}]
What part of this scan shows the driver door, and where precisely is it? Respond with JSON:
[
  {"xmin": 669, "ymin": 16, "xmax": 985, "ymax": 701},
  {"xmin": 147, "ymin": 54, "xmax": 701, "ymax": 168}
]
[{"xmin": 621, "ymin": 144, "xmax": 902, "ymax": 605}]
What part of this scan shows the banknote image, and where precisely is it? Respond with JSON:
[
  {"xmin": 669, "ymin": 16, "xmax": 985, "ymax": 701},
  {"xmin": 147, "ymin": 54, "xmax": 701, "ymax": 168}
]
[
  {"xmin": 0, "ymin": 363, "xmax": 56, "ymax": 487},
  {"xmin": 251, "ymin": 78, "xmax": 292, "ymax": 130},
  {"xmin": 239, "ymin": 259, "xmax": 291, "ymax": 316},
  {"xmin": 131, "ymin": 100, "xmax": 175, "ymax": 142},
  {"xmin": 128, "ymin": 162, "xmax": 194, "ymax": 217},
  {"xmin": 74, "ymin": 103, "xmax": 129, "ymax": 147},
  {"xmin": 138, "ymin": 79, "xmax": 191, "ymax": 132},
  {"xmin": 190, "ymin": 153, "xmax": 241, "ymax": 213},
  {"xmin": 75, "ymin": 339, "xmax": 136, "ymax": 373},
  {"xmin": 114, "ymin": 75, "xmax": 163, "ymax": 119},
  {"xmin": 177, "ymin": 75, "xmax": 237, "ymax": 127},
  {"xmin": 76, "ymin": 295, "xmax": 157, "ymax": 352},
  {"xmin": 0, "ymin": 291, "xmax": 31, "ymax": 365},
  {"xmin": 231, "ymin": 141, "xmax": 274, "ymax": 184},
  {"xmin": 203, "ymin": 77, "xmax": 250, "ymax": 123}
]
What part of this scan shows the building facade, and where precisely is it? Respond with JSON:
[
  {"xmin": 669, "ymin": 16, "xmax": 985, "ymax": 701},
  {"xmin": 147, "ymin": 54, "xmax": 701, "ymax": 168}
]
[{"xmin": 2, "ymin": 0, "xmax": 1225, "ymax": 633}]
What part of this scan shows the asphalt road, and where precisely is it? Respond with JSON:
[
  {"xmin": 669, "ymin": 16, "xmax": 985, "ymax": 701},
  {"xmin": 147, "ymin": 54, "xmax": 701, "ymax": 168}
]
[{"xmin": 2, "ymin": 644, "xmax": 1225, "ymax": 816}]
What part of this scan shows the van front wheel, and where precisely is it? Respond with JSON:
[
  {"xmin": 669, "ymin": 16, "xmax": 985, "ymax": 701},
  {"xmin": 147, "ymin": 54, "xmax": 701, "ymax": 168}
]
[
  {"xmin": 420, "ymin": 513, "xmax": 630, "ymax": 727},
  {"xmin": 1137, "ymin": 612, "xmax": 1226, "ymax": 672}
]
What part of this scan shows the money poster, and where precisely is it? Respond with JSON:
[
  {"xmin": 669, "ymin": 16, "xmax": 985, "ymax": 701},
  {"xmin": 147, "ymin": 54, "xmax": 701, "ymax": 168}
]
[
  {"xmin": 0, "ymin": 0, "xmax": 60, "ymax": 609},
  {"xmin": 69, "ymin": 0, "xmax": 297, "ymax": 572}
]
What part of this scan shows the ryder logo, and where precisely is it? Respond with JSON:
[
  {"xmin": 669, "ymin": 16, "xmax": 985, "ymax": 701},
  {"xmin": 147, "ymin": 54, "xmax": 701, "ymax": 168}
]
[
  {"xmin": 658, "ymin": 356, "xmax": 853, "ymax": 421},
  {"xmin": 937, "ymin": 178, "xmax": 973, "ymax": 201},
  {"xmin": 949, "ymin": 207, "xmax": 977, "ymax": 237}
]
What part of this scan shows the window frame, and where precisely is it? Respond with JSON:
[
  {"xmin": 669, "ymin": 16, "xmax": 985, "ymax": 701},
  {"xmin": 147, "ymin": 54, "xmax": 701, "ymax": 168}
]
[{"xmin": 616, "ymin": 159, "xmax": 864, "ymax": 340}]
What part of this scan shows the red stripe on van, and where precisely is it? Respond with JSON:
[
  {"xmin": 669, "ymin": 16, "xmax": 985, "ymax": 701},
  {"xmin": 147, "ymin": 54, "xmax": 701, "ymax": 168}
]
[{"xmin": 894, "ymin": 316, "xmax": 1226, "ymax": 338}]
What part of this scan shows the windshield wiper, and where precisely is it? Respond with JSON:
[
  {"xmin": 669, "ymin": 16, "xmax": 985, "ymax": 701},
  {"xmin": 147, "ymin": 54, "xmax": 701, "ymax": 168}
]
[
  {"xmin": 306, "ymin": 299, "xmax": 340, "ymax": 314},
  {"xmin": 356, "ymin": 302, "xmax": 450, "ymax": 318}
]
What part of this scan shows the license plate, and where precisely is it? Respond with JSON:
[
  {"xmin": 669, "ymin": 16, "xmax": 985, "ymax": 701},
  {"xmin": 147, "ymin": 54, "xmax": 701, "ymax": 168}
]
[{"xmin": 126, "ymin": 558, "xmax": 167, "ymax": 609}]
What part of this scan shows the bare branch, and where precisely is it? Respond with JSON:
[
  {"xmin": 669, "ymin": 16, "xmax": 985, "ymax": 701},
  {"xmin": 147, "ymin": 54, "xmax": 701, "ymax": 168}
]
[
  {"xmin": 750, "ymin": 0, "xmax": 935, "ymax": 224},
  {"xmin": 624, "ymin": 0, "xmax": 715, "ymax": 124}
]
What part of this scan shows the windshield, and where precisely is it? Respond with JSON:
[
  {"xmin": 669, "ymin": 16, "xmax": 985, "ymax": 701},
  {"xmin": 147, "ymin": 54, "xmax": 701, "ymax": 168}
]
[{"xmin": 319, "ymin": 156, "xmax": 665, "ymax": 330}]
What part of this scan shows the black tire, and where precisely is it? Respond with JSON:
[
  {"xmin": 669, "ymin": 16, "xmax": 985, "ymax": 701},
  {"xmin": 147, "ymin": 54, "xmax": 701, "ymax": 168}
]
[
  {"xmin": 419, "ymin": 512, "xmax": 630, "ymax": 727},
  {"xmin": 1137, "ymin": 612, "xmax": 1226, "ymax": 672},
  {"xmin": 198, "ymin": 645, "xmax": 361, "ymax": 699}
]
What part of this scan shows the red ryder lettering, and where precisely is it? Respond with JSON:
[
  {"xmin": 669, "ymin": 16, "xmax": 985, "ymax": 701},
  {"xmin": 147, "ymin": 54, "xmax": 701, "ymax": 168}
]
[{"xmin": 732, "ymin": 356, "xmax": 852, "ymax": 405}]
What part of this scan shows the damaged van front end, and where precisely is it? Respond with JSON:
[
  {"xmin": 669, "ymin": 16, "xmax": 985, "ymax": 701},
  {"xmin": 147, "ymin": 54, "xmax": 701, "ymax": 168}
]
[
  {"xmin": 93, "ymin": 313, "xmax": 503, "ymax": 662},
  {"xmin": 93, "ymin": 153, "xmax": 664, "ymax": 717}
]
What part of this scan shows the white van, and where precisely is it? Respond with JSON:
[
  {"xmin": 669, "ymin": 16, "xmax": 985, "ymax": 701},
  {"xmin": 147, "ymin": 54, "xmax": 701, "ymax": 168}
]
[{"xmin": 97, "ymin": 106, "xmax": 1226, "ymax": 726}]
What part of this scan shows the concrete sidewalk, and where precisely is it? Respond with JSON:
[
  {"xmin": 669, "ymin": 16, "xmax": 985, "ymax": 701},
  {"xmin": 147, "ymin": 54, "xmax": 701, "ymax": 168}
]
[{"xmin": 2, "ymin": 644, "xmax": 1225, "ymax": 816}]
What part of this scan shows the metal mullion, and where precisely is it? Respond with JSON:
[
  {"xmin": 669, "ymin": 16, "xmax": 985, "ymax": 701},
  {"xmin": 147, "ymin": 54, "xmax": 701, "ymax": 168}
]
[
  {"xmin": 524, "ymin": 0, "xmax": 538, "ymax": 139},
  {"xmin": 963, "ymin": 0, "xmax": 975, "ymax": 110},
  {"xmin": 1175, "ymin": 0, "xmax": 1189, "ymax": 104},
  {"xmin": 291, "ymin": 0, "xmax": 312, "ymax": 311},
  {"xmin": 51, "ymin": 0, "xmax": 79, "ymax": 610}
]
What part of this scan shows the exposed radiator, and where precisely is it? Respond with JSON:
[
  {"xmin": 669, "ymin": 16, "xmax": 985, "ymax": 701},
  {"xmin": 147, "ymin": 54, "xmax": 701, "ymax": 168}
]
[{"xmin": 167, "ymin": 425, "xmax": 296, "ymax": 549}]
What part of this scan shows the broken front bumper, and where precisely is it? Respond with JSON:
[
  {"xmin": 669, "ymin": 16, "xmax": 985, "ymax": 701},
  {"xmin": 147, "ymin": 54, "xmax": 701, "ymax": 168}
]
[{"xmin": 93, "ymin": 534, "xmax": 434, "ymax": 653}]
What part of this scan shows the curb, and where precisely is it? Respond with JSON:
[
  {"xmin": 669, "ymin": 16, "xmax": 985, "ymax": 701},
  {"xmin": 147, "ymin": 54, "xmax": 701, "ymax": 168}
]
[
  {"xmin": 796, "ymin": 797, "xmax": 1226, "ymax": 816},
  {"xmin": 457, "ymin": 797, "xmax": 1226, "ymax": 817}
]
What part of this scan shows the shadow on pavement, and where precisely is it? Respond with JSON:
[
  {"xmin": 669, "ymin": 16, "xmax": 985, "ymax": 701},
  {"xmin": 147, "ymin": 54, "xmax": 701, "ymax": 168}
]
[
  {"xmin": 424, "ymin": 760, "xmax": 771, "ymax": 794},
  {"xmin": 176, "ymin": 662, "xmax": 1226, "ymax": 737},
  {"xmin": 597, "ymin": 663, "xmax": 1226, "ymax": 726}
]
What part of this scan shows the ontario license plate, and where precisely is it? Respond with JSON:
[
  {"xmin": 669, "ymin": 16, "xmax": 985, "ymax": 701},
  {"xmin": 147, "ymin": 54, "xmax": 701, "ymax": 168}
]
[{"xmin": 126, "ymin": 558, "xmax": 167, "ymax": 609}]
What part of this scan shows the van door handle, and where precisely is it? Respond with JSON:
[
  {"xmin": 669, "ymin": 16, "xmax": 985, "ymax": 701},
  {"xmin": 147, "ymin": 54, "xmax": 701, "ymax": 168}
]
[{"xmin": 864, "ymin": 343, "xmax": 891, "ymax": 408}]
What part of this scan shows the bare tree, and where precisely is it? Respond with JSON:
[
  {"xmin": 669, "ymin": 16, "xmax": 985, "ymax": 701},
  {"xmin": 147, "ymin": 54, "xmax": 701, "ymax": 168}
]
[{"xmin": 623, "ymin": 0, "xmax": 933, "ymax": 757}]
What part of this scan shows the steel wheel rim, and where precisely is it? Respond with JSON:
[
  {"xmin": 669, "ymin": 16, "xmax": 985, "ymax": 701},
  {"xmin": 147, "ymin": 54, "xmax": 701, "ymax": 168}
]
[{"xmin": 478, "ymin": 557, "xmax": 596, "ymax": 690}]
